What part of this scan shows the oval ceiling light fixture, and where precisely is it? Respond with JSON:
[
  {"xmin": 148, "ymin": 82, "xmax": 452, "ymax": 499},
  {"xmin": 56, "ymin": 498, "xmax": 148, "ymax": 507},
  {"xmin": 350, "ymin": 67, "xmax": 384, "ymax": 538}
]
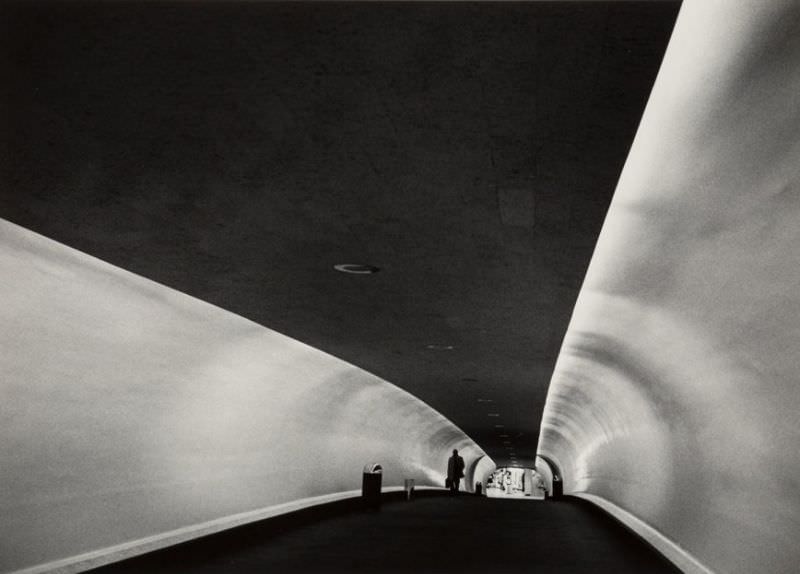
[{"xmin": 333, "ymin": 263, "xmax": 380, "ymax": 274}]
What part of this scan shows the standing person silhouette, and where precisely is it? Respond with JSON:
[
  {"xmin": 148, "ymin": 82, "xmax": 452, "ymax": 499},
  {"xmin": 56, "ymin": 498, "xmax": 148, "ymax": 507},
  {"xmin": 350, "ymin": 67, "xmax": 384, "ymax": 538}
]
[{"xmin": 447, "ymin": 449, "xmax": 465, "ymax": 495}]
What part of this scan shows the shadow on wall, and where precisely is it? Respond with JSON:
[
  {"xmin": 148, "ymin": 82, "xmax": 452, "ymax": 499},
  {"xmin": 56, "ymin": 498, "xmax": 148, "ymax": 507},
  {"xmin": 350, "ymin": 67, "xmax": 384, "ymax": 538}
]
[{"xmin": 0, "ymin": 220, "xmax": 491, "ymax": 574}]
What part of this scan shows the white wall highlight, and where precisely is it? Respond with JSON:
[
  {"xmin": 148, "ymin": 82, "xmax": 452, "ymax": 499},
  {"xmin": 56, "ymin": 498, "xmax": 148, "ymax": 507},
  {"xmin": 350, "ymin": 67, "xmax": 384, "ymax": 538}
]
[
  {"xmin": 537, "ymin": 2, "xmax": 800, "ymax": 573},
  {"xmin": 0, "ymin": 219, "xmax": 489, "ymax": 574}
]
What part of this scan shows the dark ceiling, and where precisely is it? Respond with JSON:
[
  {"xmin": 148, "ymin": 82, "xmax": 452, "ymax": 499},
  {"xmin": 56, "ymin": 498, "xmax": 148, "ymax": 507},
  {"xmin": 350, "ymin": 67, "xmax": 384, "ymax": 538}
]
[{"xmin": 1, "ymin": 1, "xmax": 679, "ymax": 468}]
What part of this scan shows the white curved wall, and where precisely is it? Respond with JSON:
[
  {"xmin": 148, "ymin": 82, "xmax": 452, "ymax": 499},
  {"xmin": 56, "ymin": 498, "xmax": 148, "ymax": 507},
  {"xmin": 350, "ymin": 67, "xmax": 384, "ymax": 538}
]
[
  {"xmin": 467, "ymin": 455, "xmax": 497, "ymax": 493},
  {"xmin": 538, "ymin": 2, "xmax": 800, "ymax": 573},
  {"xmin": 0, "ymin": 219, "xmax": 490, "ymax": 574}
]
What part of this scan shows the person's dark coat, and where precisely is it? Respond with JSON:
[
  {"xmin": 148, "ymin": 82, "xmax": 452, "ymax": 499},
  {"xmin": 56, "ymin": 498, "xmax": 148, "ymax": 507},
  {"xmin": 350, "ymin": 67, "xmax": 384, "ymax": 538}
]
[{"xmin": 447, "ymin": 453, "xmax": 465, "ymax": 482}]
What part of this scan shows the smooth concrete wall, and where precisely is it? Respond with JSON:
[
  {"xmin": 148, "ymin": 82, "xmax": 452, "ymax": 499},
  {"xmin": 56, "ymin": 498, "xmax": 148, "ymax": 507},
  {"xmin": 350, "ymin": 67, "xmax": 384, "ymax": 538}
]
[
  {"xmin": 0, "ymin": 219, "xmax": 490, "ymax": 574},
  {"xmin": 537, "ymin": 2, "xmax": 800, "ymax": 573}
]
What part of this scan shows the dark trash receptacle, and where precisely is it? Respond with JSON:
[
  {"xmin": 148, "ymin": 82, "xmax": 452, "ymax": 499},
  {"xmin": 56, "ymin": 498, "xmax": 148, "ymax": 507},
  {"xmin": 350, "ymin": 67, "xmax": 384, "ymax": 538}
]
[
  {"xmin": 362, "ymin": 463, "xmax": 383, "ymax": 509},
  {"xmin": 474, "ymin": 482, "xmax": 483, "ymax": 496}
]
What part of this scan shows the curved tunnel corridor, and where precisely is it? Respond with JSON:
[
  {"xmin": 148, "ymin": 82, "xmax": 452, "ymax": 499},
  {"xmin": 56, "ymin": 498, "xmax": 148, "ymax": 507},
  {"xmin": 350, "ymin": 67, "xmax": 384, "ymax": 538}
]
[{"xmin": 4, "ymin": 0, "xmax": 800, "ymax": 573}]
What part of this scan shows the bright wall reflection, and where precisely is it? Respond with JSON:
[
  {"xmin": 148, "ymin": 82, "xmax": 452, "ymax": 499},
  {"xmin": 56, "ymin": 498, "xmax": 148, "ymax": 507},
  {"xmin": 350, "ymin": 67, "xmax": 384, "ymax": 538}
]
[
  {"xmin": 537, "ymin": 2, "xmax": 800, "ymax": 573},
  {"xmin": 0, "ymin": 220, "xmax": 491, "ymax": 574}
]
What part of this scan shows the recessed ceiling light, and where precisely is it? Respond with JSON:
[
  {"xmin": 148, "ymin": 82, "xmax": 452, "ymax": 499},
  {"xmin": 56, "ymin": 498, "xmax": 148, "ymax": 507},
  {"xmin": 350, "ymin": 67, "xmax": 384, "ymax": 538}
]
[
  {"xmin": 334, "ymin": 263, "xmax": 380, "ymax": 274},
  {"xmin": 426, "ymin": 344, "xmax": 455, "ymax": 350}
]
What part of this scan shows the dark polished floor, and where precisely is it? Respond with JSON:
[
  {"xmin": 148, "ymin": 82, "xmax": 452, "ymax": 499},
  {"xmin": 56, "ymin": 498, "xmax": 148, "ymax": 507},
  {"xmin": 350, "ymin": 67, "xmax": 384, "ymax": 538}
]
[{"xmin": 90, "ymin": 493, "xmax": 680, "ymax": 573}]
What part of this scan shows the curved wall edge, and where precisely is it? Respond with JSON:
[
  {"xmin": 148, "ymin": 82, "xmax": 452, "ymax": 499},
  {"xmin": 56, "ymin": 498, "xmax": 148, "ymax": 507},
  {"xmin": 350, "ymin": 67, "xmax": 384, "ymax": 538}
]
[
  {"xmin": 468, "ymin": 455, "xmax": 497, "ymax": 492},
  {"xmin": 0, "ymin": 218, "xmax": 492, "ymax": 573},
  {"xmin": 575, "ymin": 494, "xmax": 713, "ymax": 574},
  {"xmin": 537, "ymin": 1, "xmax": 800, "ymax": 572}
]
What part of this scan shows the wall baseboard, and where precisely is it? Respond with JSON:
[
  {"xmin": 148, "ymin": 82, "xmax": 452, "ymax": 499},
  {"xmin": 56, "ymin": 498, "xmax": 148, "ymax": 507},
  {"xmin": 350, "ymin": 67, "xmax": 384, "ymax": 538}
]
[
  {"xmin": 574, "ymin": 493, "xmax": 714, "ymax": 574},
  {"xmin": 13, "ymin": 486, "xmax": 445, "ymax": 574}
]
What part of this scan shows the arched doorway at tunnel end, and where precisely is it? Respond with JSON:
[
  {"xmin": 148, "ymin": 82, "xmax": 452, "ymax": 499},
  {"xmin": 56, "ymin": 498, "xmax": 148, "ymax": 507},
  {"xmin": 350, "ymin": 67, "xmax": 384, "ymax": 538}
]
[
  {"xmin": 485, "ymin": 466, "xmax": 546, "ymax": 500},
  {"xmin": 535, "ymin": 455, "xmax": 563, "ymax": 500},
  {"xmin": 465, "ymin": 454, "xmax": 496, "ymax": 495}
]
